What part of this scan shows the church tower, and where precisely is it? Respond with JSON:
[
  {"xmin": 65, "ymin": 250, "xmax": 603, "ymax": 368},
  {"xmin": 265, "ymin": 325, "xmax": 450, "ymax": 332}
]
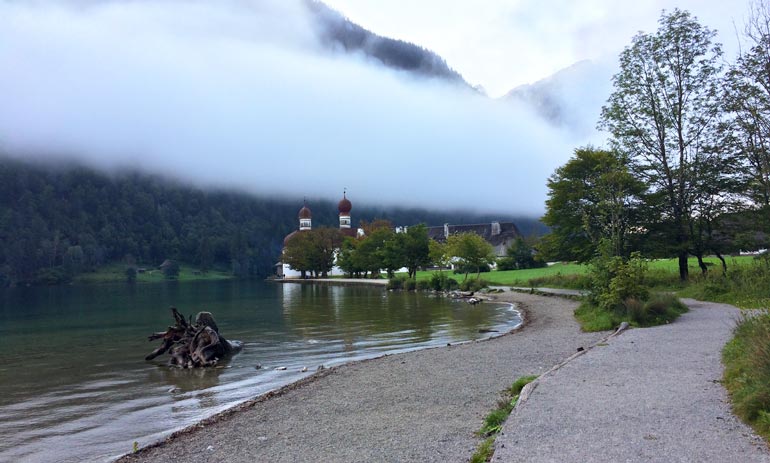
[
  {"xmin": 298, "ymin": 200, "xmax": 312, "ymax": 231},
  {"xmin": 338, "ymin": 190, "xmax": 352, "ymax": 230}
]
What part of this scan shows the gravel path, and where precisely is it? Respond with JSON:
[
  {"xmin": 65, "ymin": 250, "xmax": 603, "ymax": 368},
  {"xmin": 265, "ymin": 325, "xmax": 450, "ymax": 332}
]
[
  {"xmin": 120, "ymin": 291, "xmax": 607, "ymax": 463},
  {"xmin": 494, "ymin": 299, "xmax": 770, "ymax": 463}
]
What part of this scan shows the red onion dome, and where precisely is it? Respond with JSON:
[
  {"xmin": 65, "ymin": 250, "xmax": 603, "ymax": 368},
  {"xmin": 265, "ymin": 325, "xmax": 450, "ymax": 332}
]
[
  {"xmin": 338, "ymin": 193, "xmax": 352, "ymax": 215},
  {"xmin": 298, "ymin": 205, "xmax": 312, "ymax": 219}
]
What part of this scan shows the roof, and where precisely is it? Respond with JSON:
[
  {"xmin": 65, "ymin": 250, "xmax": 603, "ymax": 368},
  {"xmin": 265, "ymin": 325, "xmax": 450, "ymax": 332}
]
[
  {"xmin": 338, "ymin": 193, "xmax": 352, "ymax": 215},
  {"xmin": 426, "ymin": 222, "xmax": 521, "ymax": 246},
  {"xmin": 298, "ymin": 205, "xmax": 312, "ymax": 219}
]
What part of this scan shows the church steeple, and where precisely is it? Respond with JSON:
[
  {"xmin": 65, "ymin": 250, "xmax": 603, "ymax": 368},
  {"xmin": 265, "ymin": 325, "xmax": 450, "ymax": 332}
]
[
  {"xmin": 298, "ymin": 198, "xmax": 312, "ymax": 231},
  {"xmin": 338, "ymin": 189, "xmax": 352, "ymax": 229}
]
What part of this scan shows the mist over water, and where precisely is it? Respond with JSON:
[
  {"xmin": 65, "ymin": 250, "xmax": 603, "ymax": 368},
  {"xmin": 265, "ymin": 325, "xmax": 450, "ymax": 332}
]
[{"xmin": 0, "ymin": 0, "xmax": 605, "ymax": 216}]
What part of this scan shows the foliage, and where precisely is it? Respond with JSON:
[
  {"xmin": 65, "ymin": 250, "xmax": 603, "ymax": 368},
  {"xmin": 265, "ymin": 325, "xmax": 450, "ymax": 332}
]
[
  {"xmin": 574, "ymin": 294, "xmax": 687, "ymax": 332},
  {"xmin": 446, "ymin": 233, "xmax": 496, "ymax": 281},
  {"xmin": 429, "ymin": 240, "xmax": 450, "ymax": 270},
  {"xmin": 400, "ymin": 224, "xmax": 431, "ymax": 279},
  {"xmin": 125, "ymin": 266, "xmax": 137, "ymax": 283},
  {"xmin": 471, "ymin": 375, "xmax": 538, "ymax": 462},
  {"xmin": 541, "ymin": 147, "xmax": 644, "ymax": 262},
  {"xmin": 282, "ymin": 228, "xmax": 338, "ymax": 278},
  {"xmin": 161, "ymin": 260, "xmax": 180, "ymax": 279},
  {"xmin": 723, "ymin": 310, "xmax": 770, "ymax": 439},
  {"xmin": 453, "ymin": 263, "xmax": 490, "ymax": 275},
  {"xmin": 428, "ymin": 272, "xmax": 459, "ymax": 291},
  {"xmin": 599, "ymin": 9, "xmax": 727, "ymax": 281},
  {"xmin": 497, "ymin": 237, "xmax": 546, "ymax": 271},
  {"xmin": 722, "ymin": 0, "xmax": 770, "ymax": 209},
  {"xmin": 386, "ymin": 275, "xmax": 408, "ymax": 290},
  {"xmin": 589, "ymin": 248, "xmax": 649, "ymax": 312},
  {"xmin": 510, "ymin": 375, "xmax": 538, "ymax": 396},
  {"xmin": 677, "ymin": 254, "xmax": 770, "ymax": 309},
  {"xmin": 0, "ymin": 159, "xmax": 546, "ymax": 286},
  {"xmin": 459, "ymin": 278, "xmax": 489, "ymax": 292},
  {"xmin": 469, "ymin": 437, "xmax": 495, "ymax": 463}
]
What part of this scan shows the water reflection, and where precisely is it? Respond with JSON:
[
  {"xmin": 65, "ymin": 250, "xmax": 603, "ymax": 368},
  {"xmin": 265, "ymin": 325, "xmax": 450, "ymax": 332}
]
[{"xmin": 0, "ymin": 280, "xmax": 520, "ymax": 463}]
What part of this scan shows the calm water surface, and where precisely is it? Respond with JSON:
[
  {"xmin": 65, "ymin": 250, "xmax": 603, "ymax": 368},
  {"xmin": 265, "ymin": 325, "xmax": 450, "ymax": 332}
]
[{"xmin": 0, "ymin": 280, "xmax": 521, "ymax": 462}]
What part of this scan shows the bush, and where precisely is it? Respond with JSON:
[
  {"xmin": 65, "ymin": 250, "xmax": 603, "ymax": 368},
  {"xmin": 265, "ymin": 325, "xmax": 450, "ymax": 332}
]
[
  {"xmin": 723, "ymin": 311, "xmax": 770, "ymax": 439},
  {"xmin": 575, "ymin": 293, "xmax": 687, "ymax": 332},
  {"xmin": 429, "ymin": 272, "xmax": 459, "ymax": 291},
  {"xmin": 404, "ymin": 279, "xmax": 417, "ymax": 291},
  {"xmin": 387, "ymin": 276, "xmax": 409, "ymax": 290},
  {"xmin": 589, "ymin": 250, "xmax": 648, "ymax": 312},
  {"xmin": 416, "ymin": 279, "xmax": 431, "ymax": 291},
  {"xmin": 34, "ymin": 267, "xmax": 71, "ymax": 285},
  {"xmin": 453, "ymin": 263, "xmax": 490, "ymax": 275},
  {"xmin": 460, "ymin": 278, "xmax": 489, "ymax": 292}
]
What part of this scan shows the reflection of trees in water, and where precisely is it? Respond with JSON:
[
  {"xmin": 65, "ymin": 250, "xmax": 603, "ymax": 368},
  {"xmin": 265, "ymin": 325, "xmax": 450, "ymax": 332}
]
[{"xmin": 280, "ymin": 285, "xmax": 502, "ymax": 345}]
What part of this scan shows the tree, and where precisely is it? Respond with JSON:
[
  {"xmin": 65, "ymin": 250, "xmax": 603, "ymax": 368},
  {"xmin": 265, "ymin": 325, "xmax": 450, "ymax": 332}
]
[
  {"xmin": 282, "ymin": 228, "xmax": 340, "ymax": 278},
  {"xmin": 722, "ymin": 0, "xmax": 770, "ymax": 242},
  {"xmin": 356, "ymin": 227, "xmax": 393, "ymax": 278},
  {"xmin": 498, "ymin": 237, "xmax": 545, "ymax": 270},
  {"xmin": 542, "ymin": 147, "xmax": 644, "ymax": 262},
  {"xmin": 599, "ymin": 9, "xmax": 724, "ymax": 280},
  {"xmin": 429, "ymin": 239, "xmax": 449, "ymax": 272},
  {"xmin": 400, "ymin": 224, "xmax": 430, "ymax": 279},
  {"xmin": 446, "ymin": 233, "xmax": 495, "ymax": 281}
]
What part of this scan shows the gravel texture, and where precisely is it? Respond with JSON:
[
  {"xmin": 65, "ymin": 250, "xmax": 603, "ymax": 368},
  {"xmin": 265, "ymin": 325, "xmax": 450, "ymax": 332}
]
[
  {"xmin": 494, "ymin": 298, "xmax": 770, "ymax": 463},
  {"xmin": 120, "ymin": 291, "xmax": 606, "ymax": 463}
]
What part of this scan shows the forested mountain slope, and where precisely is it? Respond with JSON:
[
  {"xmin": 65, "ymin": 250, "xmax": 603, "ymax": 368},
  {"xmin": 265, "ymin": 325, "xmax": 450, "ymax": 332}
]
[{"xmin": 0, "ymin": 159, "xmax": 544, "ymax": 286}]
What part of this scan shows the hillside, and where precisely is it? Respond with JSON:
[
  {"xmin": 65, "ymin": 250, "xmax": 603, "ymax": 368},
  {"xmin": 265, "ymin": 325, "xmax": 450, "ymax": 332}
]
[
  {"xmin": 0, "ymin": 158, "xmax": 545, "ymax": 287},
  {"xmin": 306, "ymin": 1, "xmax": 468, "ymax": 85}
]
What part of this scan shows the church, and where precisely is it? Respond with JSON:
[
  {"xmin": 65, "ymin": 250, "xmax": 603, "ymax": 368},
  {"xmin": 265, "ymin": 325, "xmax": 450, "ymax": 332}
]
[{"xmin": 276, "ymin": 192, "xmax": 361, "ymax": 279}]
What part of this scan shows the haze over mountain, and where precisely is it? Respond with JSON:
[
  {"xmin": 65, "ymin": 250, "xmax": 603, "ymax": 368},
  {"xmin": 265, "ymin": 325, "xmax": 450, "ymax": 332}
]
[
  {"xmin": 502, "ymin": 60, "xmax": 614, "ymax": 138},
  {"xmin": 0, "ymin": 0, "xmax": 603, "ymax": 216}
]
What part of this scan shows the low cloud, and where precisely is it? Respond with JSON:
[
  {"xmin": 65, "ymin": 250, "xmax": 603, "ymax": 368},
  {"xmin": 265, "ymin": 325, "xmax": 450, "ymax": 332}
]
[{"xmin": 0, "ymin": 0, "xmax": 605, "ymax": 216}]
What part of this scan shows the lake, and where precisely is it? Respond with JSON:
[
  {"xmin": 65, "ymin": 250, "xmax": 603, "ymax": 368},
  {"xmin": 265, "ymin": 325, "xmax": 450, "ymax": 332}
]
[{"xmin": 0, "ymin": 280, "xmax": 521, "ymax": 462}]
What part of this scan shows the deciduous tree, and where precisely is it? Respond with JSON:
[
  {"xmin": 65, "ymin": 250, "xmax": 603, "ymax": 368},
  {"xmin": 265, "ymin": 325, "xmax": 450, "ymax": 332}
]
[{"xmin": 599, "ymin": 9, "xmax": 724, "ymax": 280}]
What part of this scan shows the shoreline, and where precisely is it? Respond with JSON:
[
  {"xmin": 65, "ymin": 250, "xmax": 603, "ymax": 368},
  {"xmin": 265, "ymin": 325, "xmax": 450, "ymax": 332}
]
[
  {"xmin": 119, "ymin": 293, "xmax": 527, "ymax": 461},
  {"xmin": 119, "ymin": 291, "xmax": 608, "ymax": 463}
]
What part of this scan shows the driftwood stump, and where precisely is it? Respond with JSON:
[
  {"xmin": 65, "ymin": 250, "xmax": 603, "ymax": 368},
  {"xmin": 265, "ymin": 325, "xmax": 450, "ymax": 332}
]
[{"xmin": 145, "ymin": 307, "xmax": 240, "ymax": 368}]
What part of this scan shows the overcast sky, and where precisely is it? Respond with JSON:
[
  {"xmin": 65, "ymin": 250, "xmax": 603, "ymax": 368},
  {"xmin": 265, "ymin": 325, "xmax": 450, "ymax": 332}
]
[
  {"xmin": 324, "ymin": 0, "xmax": 747, "ymax": 97},
  {"xmin": 0, "ymin": 0, "xmax": 754, "ymax": 216}
]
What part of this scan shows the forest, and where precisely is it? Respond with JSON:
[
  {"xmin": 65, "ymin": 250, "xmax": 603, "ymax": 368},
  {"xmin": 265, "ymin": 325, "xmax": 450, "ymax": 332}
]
[{"xmin": 0, "ymin": 158, "xmax": 544, "ymax": 287}]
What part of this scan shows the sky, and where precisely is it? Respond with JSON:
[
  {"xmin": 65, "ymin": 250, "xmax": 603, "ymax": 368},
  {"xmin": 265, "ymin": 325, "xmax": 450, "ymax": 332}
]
[
  {"xmin": 324, "ymin": 0, "xmax": 748, "ymax": 97},
  {"xmin": 0, "ymin": 0, "xmax": 754, "ymax": 216}
]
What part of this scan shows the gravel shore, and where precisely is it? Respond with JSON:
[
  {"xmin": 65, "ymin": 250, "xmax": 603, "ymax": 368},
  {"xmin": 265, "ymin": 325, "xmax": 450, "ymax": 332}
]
[{"xmin": 120, "ymin": 291, "xmax": 607, "ymax": 463}]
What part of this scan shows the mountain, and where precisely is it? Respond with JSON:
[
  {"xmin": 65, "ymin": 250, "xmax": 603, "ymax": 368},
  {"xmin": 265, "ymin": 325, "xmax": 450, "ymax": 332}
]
[
  {"xmin": 305, "ymin": 1, "xmax": 469, "ymax": 85},
  {"xmin": 0, "ymin": 158, "xmax": 545, "ymax": 287},
  {"xmin": 501, "ymin": 60, "xmax": 613, "ymax": 135}
]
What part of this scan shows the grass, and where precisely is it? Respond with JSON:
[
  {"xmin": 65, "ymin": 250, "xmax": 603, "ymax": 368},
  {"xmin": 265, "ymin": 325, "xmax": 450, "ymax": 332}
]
[
  {"xmin": 469, "ymin": 375, "xmax": 538, "ymax": 462},
  {"xmin": 411, "ymin": 256, "xmax": 760, "ymax": 290},
  {"xmin": 723, "ymin": 310, "xmax": 770, "ymax": 440},
  {"xmin": 412, "ymin": 262, "xmax": 588, "ymax": 287},
  {"xmin": 574, "ymin": 294, "xmax": 689, "ymax": 332},
  {"xmin": 73, "ymin": 263, "xmax": 233, "ymax": 284}
]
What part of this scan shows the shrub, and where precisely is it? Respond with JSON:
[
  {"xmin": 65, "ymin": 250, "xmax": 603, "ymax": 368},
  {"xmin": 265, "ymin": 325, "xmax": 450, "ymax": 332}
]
[
  {"xmin": 404, "ymin": 279, "xmax": 417, "ymax": 291},
  {"xmin": 429, "ymin": 272, "xmax": 460, "ymax": 291},
  {"xmin": 589, "ymin": 249, "xmax": 648, "ymax": 312},
  {"xmin": 460, "ymin": 278, "xmax": 489, "ymax": 292},
  {"xmin": 387, "ymin": 276, "xmax": 408, "ymax": 290},
  {"xmin": 723, "ymin": 311, "xmax": 770, "ymax": 439},
  {"xmin": 416, "ymin": 279, "xmax": 431, "ymax": 291},
  {"xmin": 453, "ymin": 263, "xmax": 490, "ymax": 275}
]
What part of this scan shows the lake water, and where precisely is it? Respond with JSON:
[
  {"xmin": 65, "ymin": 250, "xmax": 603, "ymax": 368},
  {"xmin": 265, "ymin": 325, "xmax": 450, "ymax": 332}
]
[{"xmin": 0, "ymin": 280, "xmax": 521, "ymax": 463}]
